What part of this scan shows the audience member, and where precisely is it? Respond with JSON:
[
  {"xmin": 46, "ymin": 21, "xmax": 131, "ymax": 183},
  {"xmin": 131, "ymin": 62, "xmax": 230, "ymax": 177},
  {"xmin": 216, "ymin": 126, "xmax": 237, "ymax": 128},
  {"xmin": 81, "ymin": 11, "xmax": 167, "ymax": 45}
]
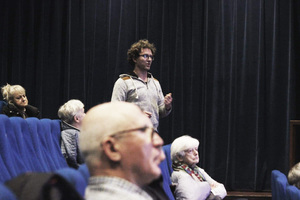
[
  {"xmin": 1, "ymin": 83, "xmax": 40, "ymax": 118},
  {"xmin": 79, "ymin": 101, "xmax": 166, "ymax": 200},
  {"xmin": 171, "ymin": 135, "xmax": 227, "ymax": 200},
  {"xmin": 111, "ymin": 39, "xmax": 172, "ymax": 132},
  {"xmin": 58, "ymin": 99, "xmax": 85, "ymax": 169},
  {"xmin": 288, "ymin": 162, "xmax": 300, "ymax": 189}
]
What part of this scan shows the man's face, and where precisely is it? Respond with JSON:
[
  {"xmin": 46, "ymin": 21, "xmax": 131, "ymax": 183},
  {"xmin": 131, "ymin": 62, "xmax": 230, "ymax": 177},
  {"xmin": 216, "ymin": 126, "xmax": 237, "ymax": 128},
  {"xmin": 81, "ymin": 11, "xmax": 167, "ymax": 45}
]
[
  {"xmin": 181, "ymin": 147, "xmax": 199, "ymax": 168},
  {"xmin": 134, "ymin": 48, "xmax": 153, "ymax": 72},
  {"xmin": 75, "ymin": 108, "xmax": 85, "ymax": 128},
  {"xmin": 13, "ymin": 92, "xmax": 28, "ymax": 108},
  {"xmin": 118, "ymin": 120, "xmax": 165, "ymax": 186}
]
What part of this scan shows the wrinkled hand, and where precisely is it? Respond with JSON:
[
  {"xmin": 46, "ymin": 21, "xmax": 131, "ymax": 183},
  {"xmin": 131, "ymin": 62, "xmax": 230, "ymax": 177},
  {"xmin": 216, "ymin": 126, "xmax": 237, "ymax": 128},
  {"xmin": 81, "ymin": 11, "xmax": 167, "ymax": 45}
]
[{"xmin": 164, "ymin": 93, "xmax": 173, "ymax": 110}]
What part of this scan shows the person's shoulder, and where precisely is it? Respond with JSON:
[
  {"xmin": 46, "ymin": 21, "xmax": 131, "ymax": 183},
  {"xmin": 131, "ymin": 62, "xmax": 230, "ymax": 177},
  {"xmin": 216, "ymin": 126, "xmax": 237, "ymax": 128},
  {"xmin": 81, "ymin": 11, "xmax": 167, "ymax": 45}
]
[
  {"xmin": 26, "ymin": 104, "xmax": 41, "ymax": 118},
  {"xmin": 119, "ymin": 73, "xmax": 136, "ymax": 81}
]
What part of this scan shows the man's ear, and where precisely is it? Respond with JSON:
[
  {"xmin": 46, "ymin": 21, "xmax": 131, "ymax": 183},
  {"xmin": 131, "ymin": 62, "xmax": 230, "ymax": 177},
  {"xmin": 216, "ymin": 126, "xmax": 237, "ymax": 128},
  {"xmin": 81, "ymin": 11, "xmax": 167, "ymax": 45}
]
[
  {"xmin": 102, "ymin": 137, "xmax": 121, "ymax": 162},
  {"xmin": 73, "ymin": 115, "xmax": 79, "ymax": 123},
  {"xmin": 133, "ymin": 57, "xmax": 137, "ymax": 63}
]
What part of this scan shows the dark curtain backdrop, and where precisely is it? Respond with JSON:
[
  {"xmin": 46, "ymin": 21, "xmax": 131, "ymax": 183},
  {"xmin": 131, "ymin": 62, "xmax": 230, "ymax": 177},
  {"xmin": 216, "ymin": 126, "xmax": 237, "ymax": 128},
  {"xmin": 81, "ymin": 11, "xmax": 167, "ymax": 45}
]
[{"xmin": 1, "ymin": 0, "xmax": 300, "ymax": 191}]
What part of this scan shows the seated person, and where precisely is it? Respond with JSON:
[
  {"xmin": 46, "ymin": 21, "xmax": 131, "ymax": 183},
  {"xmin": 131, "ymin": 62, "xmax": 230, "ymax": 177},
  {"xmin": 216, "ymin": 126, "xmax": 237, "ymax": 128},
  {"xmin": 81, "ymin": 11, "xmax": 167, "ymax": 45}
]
[
  {"xmin": 170, "ymin": 135, "xmax": 227, "ymax": 200},
  {"xmin": 58, "ymin": 99, "xmax": 85, "ymax": 169},
  {"xmin": 1, "ymin": 83, "xmax": 40, "ymax": 118},
  {"xmin": 288, "ymin": 162, "xmax": 300, "ymax": 189},
  {"xmin": 79, "ymin": 101, "xmax": 166, "ymax": 200}
]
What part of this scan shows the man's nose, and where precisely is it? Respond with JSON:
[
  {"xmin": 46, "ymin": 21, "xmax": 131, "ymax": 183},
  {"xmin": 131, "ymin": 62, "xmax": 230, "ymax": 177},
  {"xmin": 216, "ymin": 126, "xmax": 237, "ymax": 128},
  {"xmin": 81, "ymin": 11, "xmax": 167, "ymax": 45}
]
[{"xmin": 152, "ymin": 132, "xmax": 164, "ymax": 147}]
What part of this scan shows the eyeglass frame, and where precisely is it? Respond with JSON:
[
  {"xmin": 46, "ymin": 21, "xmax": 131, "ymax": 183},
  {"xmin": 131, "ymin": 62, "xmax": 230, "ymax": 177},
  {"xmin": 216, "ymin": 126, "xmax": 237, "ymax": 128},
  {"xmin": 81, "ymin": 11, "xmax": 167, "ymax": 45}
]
[
  {"xmin": 139, "ymin": 54, "xmax": 154, "ymax": 61},
  {"xmin": 110, "ymin": 126, "xmax": 156, "ymax": 142}
]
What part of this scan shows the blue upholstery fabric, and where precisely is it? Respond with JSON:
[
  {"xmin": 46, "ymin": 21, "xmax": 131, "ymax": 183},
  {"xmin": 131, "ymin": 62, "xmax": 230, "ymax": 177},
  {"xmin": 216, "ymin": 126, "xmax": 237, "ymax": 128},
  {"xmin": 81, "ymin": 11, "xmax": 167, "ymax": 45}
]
[
  {"xmin": 287, "ymin": 185, "xmax": 300, "ymax": 200},
  {"xmin": 0, "ymin": 100, "xmax": 7, "ymax": 113},
  {"xmin": 271, "ymin": 170, "xmax": 288, "ymax": 200},
  {"xmin": 0, "ymin": 114, "xmax": 86, "ymax": 197},
  {"xmin": 26, "ymin": 117, "xmax": 55, "ymax": 171},
  {"xmin": 78, "ymin": 164, "xmax": 90, "ymax": 186},
  {"xmin": 163, "ymin": 144, "xmax": 173, "ymax": 176},
  {"xmin": 55, "ymin": 167, "xmax": 87, "ymax": 197},
  {"xmin": 0, "ymin": 182, "xmax": 17, "ymax": 200},
  {"xmin": 159, "ymin": 144, "xmax": 175, "ymax": 200},
  {"xmin": 10, "ymin": 117, "xmax": 44, "ymax": 172},
  {"xmin": 0, "ymin": 115, "xmax": 68, "ymax": 180},
  {"xmin": 0, "ymin": 115, "xmax": 19, "ymax": 182},
  {"xmin": 40, "ymin": 119, "xmax": 68, "ymax": 169}
]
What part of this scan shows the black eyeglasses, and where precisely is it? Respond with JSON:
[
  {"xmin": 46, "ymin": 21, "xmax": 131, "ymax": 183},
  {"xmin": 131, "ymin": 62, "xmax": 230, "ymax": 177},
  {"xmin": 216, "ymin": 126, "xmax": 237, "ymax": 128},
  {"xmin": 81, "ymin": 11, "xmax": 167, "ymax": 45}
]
[
  {"xmin": 139, "ymin": 54, "xmax": 154, "ymax": 60},
  {"xmin": 110, "ymin": 126, "xmax": 155, "ymax": 142}
]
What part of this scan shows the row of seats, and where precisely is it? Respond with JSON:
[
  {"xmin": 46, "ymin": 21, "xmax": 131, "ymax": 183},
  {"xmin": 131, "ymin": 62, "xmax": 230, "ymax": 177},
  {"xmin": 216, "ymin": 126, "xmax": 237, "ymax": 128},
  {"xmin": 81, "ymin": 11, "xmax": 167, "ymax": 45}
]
[
  {"xmin": 0, "ymin": 114, "xmax": 90, "ymax": 199},
  {"xmin": 271, "ymin": 169, "xmax": 300, "ymax": 200},
  {"xmin": 0, "ymin": 115, "xmax": 67, "ymax": 182},
  {"xmin": 0, "ymin": 114, "xmax": 175, "ymax": 199}
]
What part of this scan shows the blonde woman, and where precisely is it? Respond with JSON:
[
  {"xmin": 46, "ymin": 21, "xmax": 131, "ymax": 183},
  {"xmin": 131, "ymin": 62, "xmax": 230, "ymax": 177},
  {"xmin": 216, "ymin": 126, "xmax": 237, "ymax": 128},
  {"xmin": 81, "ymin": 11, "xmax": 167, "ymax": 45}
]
[{"xmin": 1, "ymin": 83, "xmax": 40, "ymax": 118}]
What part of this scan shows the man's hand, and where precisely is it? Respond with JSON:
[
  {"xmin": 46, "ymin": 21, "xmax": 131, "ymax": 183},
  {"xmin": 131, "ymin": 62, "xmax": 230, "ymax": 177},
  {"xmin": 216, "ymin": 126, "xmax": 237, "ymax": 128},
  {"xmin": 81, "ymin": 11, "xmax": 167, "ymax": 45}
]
[{"xmin": 164, "ymin": 93, "xmax": 173, "ymax": 110}]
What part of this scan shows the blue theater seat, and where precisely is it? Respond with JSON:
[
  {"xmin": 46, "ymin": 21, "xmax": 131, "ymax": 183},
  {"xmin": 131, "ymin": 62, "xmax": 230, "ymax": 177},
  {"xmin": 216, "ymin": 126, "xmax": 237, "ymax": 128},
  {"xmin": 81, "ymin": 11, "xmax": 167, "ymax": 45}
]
[
  {"xmin": 271, "ymin": 170, "xmax": 288, "ymax": 200},
  {"xmin": 0, "ymin": 182, "xmax": 17, "ymax": 200},
  {"xmin": 287, "ymin": 185, "xmax": 300, "ymax": 200},
  {"xmin": 0, "ymin": 100, "xmax": 7, "ymax": 112},
  {"xmin": 0, "ymin": 115, "xmax": 20, "ymax": 182},
  {"xmin": 55, "ymin": 167, "xmax": 87, "ymax": 197},
  {"xmin": 78, "ymin": 164, "xmax": 90, "ymax": 186},
  {"xmin": 0, "ymin": 114, "xmax": 88, "ymax": 198},
  {"xmin": 159, "ymin": 144, "xmax": 175, "ymax": 200}
]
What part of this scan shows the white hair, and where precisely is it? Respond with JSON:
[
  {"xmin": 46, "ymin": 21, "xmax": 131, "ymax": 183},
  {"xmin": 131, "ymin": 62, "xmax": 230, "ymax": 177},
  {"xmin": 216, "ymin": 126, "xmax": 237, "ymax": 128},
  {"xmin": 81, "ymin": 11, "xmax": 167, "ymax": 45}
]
[
  {"xmin": 170, "ymin": 135, "xmax": 199, "ymax": 164},
  {"xmin": 57, "ymin": 99, "xmax": 84, "ymax": 124},
  {"xmin": 288, "ymin": 162, "xmax": 300, "ymax": 189}
]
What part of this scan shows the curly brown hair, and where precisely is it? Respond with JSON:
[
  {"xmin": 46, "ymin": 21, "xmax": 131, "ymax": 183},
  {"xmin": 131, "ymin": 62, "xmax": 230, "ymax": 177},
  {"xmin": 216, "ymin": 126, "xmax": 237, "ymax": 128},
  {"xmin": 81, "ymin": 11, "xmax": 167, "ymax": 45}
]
[{"xmin": 127, "ymin": 39, "xmax": 156, "ymax": 66}]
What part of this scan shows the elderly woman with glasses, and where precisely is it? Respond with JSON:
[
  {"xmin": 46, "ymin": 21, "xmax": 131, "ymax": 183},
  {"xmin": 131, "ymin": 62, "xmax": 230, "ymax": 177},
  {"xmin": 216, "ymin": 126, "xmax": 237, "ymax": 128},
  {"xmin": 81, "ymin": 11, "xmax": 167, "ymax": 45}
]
[
  {"xmin": 171, "ymin": 135, "xmax": 227, "ymax": 200},
  {"xmin": 1, "ymin": 83, "xmax": 40, "ymax": 118},
  {"xmin": 58, "ymin": 99, "xmax": 86, "ymax": 169}
]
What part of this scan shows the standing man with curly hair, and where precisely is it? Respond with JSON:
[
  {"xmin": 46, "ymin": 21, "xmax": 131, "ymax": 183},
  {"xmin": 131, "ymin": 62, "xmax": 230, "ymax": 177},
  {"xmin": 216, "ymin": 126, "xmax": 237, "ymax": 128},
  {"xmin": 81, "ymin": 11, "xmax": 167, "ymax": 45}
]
[{"xmin": 111, "ymin": 39, "xmax": 173, "ymax": 132}]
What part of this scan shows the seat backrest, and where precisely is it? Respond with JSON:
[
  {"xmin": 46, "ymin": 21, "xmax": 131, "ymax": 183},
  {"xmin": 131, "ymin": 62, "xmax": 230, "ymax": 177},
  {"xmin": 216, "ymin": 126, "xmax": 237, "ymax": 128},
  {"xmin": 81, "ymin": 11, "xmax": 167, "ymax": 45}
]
[
  {"xmin": 40, "ymin": 119, "xmax": 68, "ymax": 169},
  {"xmin": 271, "ymin": 170, "xmax": 288, "ymax": 200},
  {"xmin": 0, "ymin": 115, "xmax": 20, "ymax": 182},
  {"xmin": 287, "ymin": 185, "xmax": 300, "ymax": 200},
  {"xmin": 0, "ymin": 182, "xmax": 17, "ymax": 200},
  {"xmin": 55, "ymin": 167, "xmax": 87, "ymax": 197},
  {"xmin": 162, "ymin": 144, "xmax": 173, "ymax": 176},
  {"xmin": 0, "ymin": 100, "xmax": 7, "ymax": 113},
  {"xmin": 78, "ymin": 164, "xmax": 90, "ymax": 186},
  {"xmin": 0, "ymin": 114, "xmax": 68, "ymax": 182},
  {"xmin": 159, "ymin": 144, "xmax": 175, "ymax": 200}
]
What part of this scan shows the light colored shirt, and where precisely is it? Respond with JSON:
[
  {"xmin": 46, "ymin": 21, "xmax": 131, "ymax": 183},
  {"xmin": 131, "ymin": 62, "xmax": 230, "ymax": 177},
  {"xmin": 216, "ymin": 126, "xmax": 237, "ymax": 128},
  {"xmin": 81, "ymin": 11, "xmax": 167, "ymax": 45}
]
[
  {"xmin": 85, "ymin": 176, "xmax": 153, "ymax": 200},
  {"xmin": 111, "ymin": 73, "xmax": 171, "ymax": 131},
  {"xmin": 171, "ymin": 168, "xmax": 227, "ymax": 200}
]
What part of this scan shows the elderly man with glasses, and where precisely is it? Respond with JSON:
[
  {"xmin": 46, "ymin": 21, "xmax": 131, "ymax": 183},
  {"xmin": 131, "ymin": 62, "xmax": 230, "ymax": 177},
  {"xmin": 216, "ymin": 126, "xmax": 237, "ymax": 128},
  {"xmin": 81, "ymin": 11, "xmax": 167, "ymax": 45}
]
[
  {"xmin": 79, "ymin": 101, "xmax": 167, "ymax": 200},
  {"xmin": 111, "ymin": 39, "xmax": 173, "ymax": 132}
]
